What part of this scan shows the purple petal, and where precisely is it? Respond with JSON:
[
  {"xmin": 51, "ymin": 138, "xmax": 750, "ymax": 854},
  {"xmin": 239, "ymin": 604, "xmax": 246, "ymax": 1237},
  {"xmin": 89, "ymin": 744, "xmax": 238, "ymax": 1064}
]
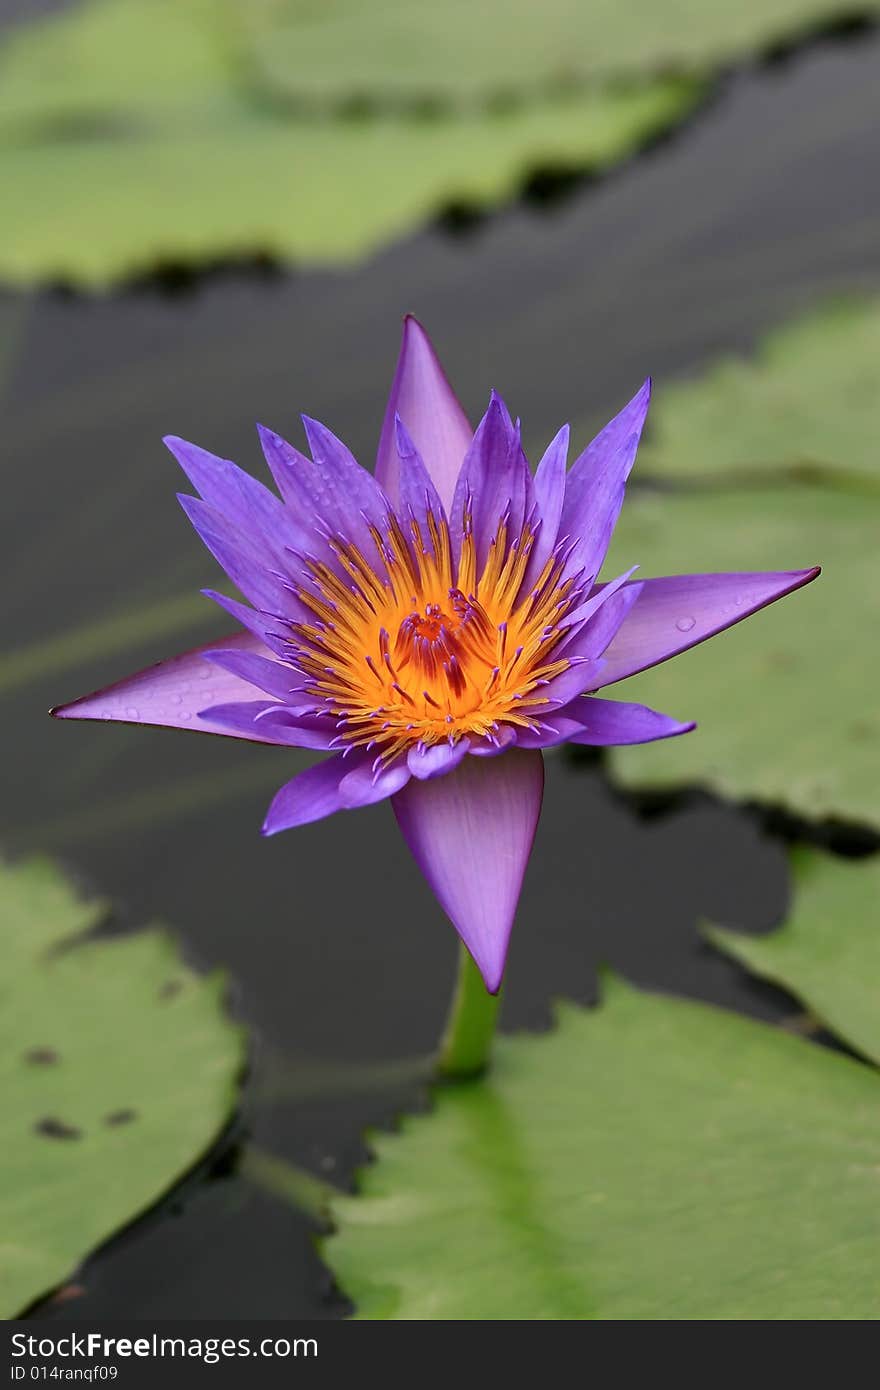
[
  {"xmin": 553, "ymin": 581, "xmax": 644, "ymax": 674},
  {"xmin": 376, "ymin": 315, "xmax": 472, "ymax": 512},
  {"xmin": 467, "ymin": 726, "xmax": 517, "ymax": 757},
  {"xmin": 556, "ymin": 566, "xmax": 640, "ymax": 648},
  {"xmin": 537, "ymin": 656, "xmax": 607, "ymax": 710},
  {"xmin": 597, "ymin": 569, "xmax": 821, "ymax": 689},
  {"xmin": 395, "ymin": 416, "xmax": 448, "ymax": 532},
  {"xmin": 178, "ymin": 494, "xmax": 303, "ymax": 618},
  {"xmin": 510, "ymin": 423, "xmax": 535, "ymax": 552},
  {"xmin": 449, "ymin": 392, "xmax": 529, "ymax": 570},
  {"xmin": 518, "ymin": 697, "xmax": 694, "ymax": 749},
  {"xmin": 203, "ymin": 648, "xmax": 305, "ymax": 702},
  {"xmin": 262, "ymin": 749, "xmax": 412, "ymax": 833},
  {"xmin": 407, "ymin": 738, "xmax": 470, "ymax": 780},
  {"xmin": 301, "ymin": 416, "xmax": 393, "ymax": 560},
  {"xmin": 202, "ymin": 588, "xmax": 290, "ymax": 658},
  {"xmin": 392, "ymin": 749, "xmax": 544, "ymax": 993},
  {"xmin": 524, "ymin": 424, "xmax": 569, "ymax": 586},
  {"xmin": 338, "ymin": 757, "xmax": 412, "ymax": 808},
  {"xmin": 164, "ymin": 435, "xmax": 308, "ymax": 557},
  {"xmin": 197, "ymin": 701, "xmax": 335, "ymax": 749},
  {"xmin": 258, "ymin": 419, "xmax": 389, "ymax": 563},
  {"xmin": 262, "ymin": 754, "xmax": 352, "ymax": 834},
  {"xmin": 560, "ymin": 379, "xmax": 651, "ymax": 580},
  {"xmin": 256, "ymin": 428, "xmax": 312, "ymax": 509},
  {"xmin": 51, "ymin": 631, "xmax": 293, "ymax": 740}
]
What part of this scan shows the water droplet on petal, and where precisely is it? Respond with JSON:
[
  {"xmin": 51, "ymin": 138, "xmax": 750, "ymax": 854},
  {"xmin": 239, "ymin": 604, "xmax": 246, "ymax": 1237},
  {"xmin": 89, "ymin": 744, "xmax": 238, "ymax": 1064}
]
[
  {"xmin": 675, "ymin": 616, "xmax": 696, "ymax": 632},
  {"xmin": 125, "ymin": 706, "xmax": 139, "ymax": 719},
  {"xmin": 199, "ymin": 666, "xmax": 211, "ymax": 680},
  {"xmin": 180, "ymin": 711, "xmax": 192, "ymax": 722},
  {"xmin": 171, "ymin": 693, "xmax": 183, "ymax": 706}
]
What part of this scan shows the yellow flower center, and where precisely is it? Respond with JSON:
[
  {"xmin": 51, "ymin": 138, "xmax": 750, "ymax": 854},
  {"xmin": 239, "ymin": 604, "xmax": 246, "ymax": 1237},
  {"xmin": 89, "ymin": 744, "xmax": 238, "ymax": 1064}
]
[{"xmin": 290, "ymin": 507, "xmax": 577, "ymax": 762}]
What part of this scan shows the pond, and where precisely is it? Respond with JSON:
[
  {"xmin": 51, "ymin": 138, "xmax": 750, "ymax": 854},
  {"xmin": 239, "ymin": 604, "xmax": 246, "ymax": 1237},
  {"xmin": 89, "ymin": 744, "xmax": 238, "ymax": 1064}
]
[{"xmin": 3, "ymin": 24, "xmax": 879, "ymax": 1318}]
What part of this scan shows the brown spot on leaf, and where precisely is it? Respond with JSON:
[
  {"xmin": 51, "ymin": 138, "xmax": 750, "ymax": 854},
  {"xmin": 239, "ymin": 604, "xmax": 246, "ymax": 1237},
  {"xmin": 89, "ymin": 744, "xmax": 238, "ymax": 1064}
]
[
  {"xmin": 848, "ymin": 719, "xmax": 876, "ymax": 741},
  {"xmin": 35, "ymin": 1116, "xmax": 82, "ymax": 1140},
  {"xmin": 104, "ymin": 1108, "xmax": 138, "ymax": 1127},
  {"xmin": 24, "ymin": 1046, "xmax": 60, "ymax": 1065},
  {"xmin": 49, "ymin": 1283, "xmax": 86, "ymax": 1305}
]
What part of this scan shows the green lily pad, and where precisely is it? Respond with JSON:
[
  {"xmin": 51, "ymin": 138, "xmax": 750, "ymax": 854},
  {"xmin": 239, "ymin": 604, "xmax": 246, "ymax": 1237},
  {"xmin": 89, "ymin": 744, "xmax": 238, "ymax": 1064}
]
[
  {"xmin": 0, "ymin": 0, "xmax": 229, "ymax": 135},
  {"xmin": 2, "ymin": 0, "xmax": 876, "ymax": 286},
  {"xmin": 0, "ymin": 0, "xmax": 700, "ymax": 287},
  {"xmin": 602, "ymin": 480, "xmax": 879, "ymax": 827},
  {"xmin": 634, "ymin": 298, "xmax": 880, "ymax": 486},
  {"xmin": 708, "ymin": 848, "xmax": 880, "ymax": 1066},
  {"xmin": 0, "ymin": 856, "xmax": 244, "ymax": 1316},
  {"xmin": 325, "ymin": 973, "xmax": 880, "ymax": 1318},
  {"xmin": 0, "ymin": 81, "xmax": 699, "ymax": 290},
  {"xmin": 244, "ymin": 0, "xmax": 880, "ymax": 107}
]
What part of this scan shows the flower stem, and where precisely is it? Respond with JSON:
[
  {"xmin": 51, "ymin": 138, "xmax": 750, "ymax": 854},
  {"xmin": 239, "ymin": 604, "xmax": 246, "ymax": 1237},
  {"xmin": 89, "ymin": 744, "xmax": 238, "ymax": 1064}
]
[
  {"xmin": 435, "ymin": 943, "xmax": 502, "ymax": 1080},
  {"xmin": 240, "ymin": 1146, "xmax": 342, "ymax": 1224}
]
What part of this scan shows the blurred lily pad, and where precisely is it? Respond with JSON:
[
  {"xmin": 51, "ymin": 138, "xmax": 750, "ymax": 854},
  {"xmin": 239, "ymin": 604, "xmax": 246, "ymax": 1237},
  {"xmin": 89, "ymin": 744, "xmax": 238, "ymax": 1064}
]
[
  {"xmin": 603, "ymin": 481, "xmax": 879, "ymax": 827},
  {"xmin": 0, "ymin": 0, "xmax": 229, "ymax": 135},
  {"xmin": 325, "ymin": 972, "xmax": 880, "ymax": 1318},
  {"xmin": 244, "ymin": 0, "xmax": 880, "ymax": 107},
  {"xmin": 0, "ymin": 84, "xmax": 699, "ymax": 291},
  {"xmin": 0, "ymin": 0, "xmax": 701, "ymax": 287},
  {"xmin": 634, "ymin": 298, "xmax": 880, "ymax": 485},
  {"xmin": 708, "ymin": 848, "xmax": 880, "ymax": 1065},
  {"xmin": 2, "ymin": 1, "xmax": 877, "ymax": 285},
  {"xmin": 0, "ymin": 856, "xmax": 244, "ymax": 1316}
]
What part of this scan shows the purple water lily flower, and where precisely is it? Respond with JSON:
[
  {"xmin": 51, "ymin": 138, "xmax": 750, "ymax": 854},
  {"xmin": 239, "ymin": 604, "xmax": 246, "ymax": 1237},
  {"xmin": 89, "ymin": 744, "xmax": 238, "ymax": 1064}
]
[{"xmin": 52, "ymin": 319, "xmax": 818, "ymax": 992}]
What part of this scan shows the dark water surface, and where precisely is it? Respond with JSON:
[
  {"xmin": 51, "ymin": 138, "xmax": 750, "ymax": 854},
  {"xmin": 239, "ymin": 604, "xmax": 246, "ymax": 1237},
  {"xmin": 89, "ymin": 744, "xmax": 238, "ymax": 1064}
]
[{"xmin": 2, "ymin": 31, "xmax": 879, "ymax": 1317}]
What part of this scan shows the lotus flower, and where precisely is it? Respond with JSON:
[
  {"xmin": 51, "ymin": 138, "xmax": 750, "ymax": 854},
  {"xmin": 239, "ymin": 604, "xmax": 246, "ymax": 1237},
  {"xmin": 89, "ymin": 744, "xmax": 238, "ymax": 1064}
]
[{"xmin": 52, "ymin": 319, "xmax": 818, "ymax": 991}]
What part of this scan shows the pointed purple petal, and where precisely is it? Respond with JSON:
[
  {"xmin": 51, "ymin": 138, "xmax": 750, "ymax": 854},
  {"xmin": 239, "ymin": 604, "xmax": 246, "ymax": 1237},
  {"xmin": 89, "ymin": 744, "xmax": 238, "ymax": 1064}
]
[
  {"xmin": 376, "ymin": 315, "xmax": 472, "ymax": 511},
  {"xmin": 395, "ymin": 416, "xmax": 448, "ymax": 531},
  {"xmin": 540, "ymin": 579, "xmax": 643, "ymax": 707},
  {"xmin": 51, "ymin": 631, "xmax": 293, "ymax": 740},
  {"xmin": 560, "ymin": 379, "xmax": 651, "ymax": 579},
  {"xmin": 164, "ymin": 435, "xmax": 308, "ymax": 556},
  {"xmin": 203, "ymin": 648, "xmax": 305, "ymax": 702},
  {"xmin": 262, "ymin": 749, "xmax": 412, "ymax": 833},
  {"xmin": 513, "ymin": 714, "xmax": 593, "ymax": 749},
  {"xmin": 518, "ymin": 697, "xmax": 694, "ymax": 748},
  {"xmin": 524, "ymin": 424, "xmax": 569, "ymax": 586},
  {"xmin": 407, "ymin": 738, "xmax": 470, "ymax": 780},
  {"xmin": 258, "ymin": 420, "xmax": 389, "ymax": 562},
  {"xmin": 262, "ymin": 754, "xmax": 352, "ymax": 834},
  {"xmin": 449, "ymin": 392, "xmax": 528, "ymax": 570},
  {"xmin": 553, "ymin": 581, "xmax": 644, "ymax": 673},
  {"xmin": 597, "ymin": 569, "xmax": 821, "ymax": 689},
  {"xmin": 392, "ymin": 749, "xmax": 544, "ymax": 993},
  {"xmin": 256, "ymin": 428, "xmax": 312, "ymax": 509},
  {"xmin": 510, "ymin": 421, "xmax": 535, "ymax": 553},
  {"xmin": 178, "ymin": 494, "xmax": 302, "ymax": 617},
  {"xmin": 302, "ymin": 415, "xmax": 392, "ymax": 555},
  {"xmin": 467, "ymin": 726, "xmax": 517, "ymax": 757},
  {"xmin": 338, "ymin": 757, "xmax": 411, "ymax": 808},
  {"xmin": 197, "ymin": 701, "xmax": 335, "ymax": 749},
  {"xmin": 537, "ymin": 656, "xmax": 607, "ymax": 710},
  {"xmin": 202, "ymin": 588, "xmax": 290, "ymax": 658},
  {"xmin": 556, "ymin": 566, "xmax": 640, "ymax": 648}
]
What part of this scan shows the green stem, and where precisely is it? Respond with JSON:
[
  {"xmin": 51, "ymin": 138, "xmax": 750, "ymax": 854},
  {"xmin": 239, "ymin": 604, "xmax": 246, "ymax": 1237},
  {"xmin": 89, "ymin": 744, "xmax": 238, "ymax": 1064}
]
[
  {"xmin": 240, "ymin": 1146, "xmax": 342, "ymax": 1224},
  {"xmin": 435, "ymin": 943, "xmax": 502, "ymax": 1080}
]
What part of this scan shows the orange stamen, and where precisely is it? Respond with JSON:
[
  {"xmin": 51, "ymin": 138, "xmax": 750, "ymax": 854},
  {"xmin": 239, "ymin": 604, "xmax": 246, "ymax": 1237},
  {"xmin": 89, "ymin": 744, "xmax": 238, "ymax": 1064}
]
[{"xmin": 293, "ymin": 507, "xmax": 578, "ymax": 762}]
